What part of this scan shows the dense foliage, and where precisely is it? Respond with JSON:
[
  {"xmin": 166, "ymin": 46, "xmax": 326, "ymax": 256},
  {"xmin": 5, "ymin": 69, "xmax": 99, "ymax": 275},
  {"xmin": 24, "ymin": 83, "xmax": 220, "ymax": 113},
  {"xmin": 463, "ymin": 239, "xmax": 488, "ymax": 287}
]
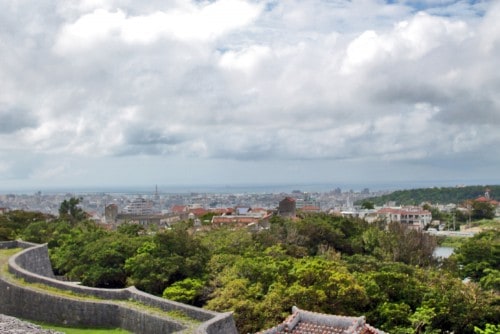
[
  {"xmin": 361, "ymin": 185, "xmax": 500, "ymax": 206},
  {"xmin": 1, "ymin": 202, "xmax": 499, "ymax": 333}
]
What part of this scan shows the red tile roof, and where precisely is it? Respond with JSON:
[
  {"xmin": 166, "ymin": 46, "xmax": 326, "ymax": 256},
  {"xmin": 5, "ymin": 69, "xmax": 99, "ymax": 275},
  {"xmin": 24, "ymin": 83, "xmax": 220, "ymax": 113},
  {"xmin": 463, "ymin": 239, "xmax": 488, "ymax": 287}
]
[
  {"xmin": 301, "ymin": 205, "xmax": 320, "ymax": 212},
  {"xmin": 171, "ymin": 205, "xmax": 188, "ymax": 213},
  {"xmin": 377, "ymin": 207, "xmax": 430, "ymax": 215},
  {"xmin": 189, "ymin": 208, "xmax": 208, "ymax": 216},
  {"xmin": 475, "ymin": 197, "xmax": 499, "ymax": 206},
  {"xmin": 212, "ymin": 216, "xmax": 260, "ymax": 225},
  {"xmin": 256, "ymin": 307, "xmax": 385, "ymax": 334}
]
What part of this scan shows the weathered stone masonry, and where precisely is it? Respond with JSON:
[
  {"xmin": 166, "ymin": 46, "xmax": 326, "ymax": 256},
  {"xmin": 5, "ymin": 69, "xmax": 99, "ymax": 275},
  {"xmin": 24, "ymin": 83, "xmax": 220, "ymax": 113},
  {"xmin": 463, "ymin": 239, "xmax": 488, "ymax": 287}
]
[{"xmin": 0, "ymin": 241, "xmax": 238, "ymax": 334}]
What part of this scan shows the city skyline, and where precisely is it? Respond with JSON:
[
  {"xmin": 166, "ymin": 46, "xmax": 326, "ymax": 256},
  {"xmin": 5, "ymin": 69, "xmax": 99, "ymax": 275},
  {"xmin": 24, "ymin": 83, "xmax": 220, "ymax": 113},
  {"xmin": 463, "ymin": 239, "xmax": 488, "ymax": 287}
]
[{"xmin": 1, "ymin": 1, "xmax": 500, "ymax": 191}]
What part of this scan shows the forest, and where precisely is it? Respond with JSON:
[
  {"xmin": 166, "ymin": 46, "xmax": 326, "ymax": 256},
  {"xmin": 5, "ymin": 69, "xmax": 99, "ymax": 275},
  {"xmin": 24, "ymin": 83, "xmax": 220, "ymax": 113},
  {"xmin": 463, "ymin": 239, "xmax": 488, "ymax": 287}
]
[
  {"xmin": 0, "ymin": 203, "xmax": 499, "ymax": 334},
  {"xmin": 360, "ymin": 185, "xmax": 500, "ymax": 206}
]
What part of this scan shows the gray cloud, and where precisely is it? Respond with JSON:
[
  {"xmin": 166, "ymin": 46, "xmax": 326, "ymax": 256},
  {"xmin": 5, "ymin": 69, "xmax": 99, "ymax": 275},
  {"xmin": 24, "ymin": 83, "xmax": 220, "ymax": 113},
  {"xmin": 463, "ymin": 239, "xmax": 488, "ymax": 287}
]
[
  {"xmin": 1, "ymin": 0, "xmax": 499, "ymax": 187},
  {"xmin": 0, "ymin": 108, "xmax": 37, "ymax": 134}
]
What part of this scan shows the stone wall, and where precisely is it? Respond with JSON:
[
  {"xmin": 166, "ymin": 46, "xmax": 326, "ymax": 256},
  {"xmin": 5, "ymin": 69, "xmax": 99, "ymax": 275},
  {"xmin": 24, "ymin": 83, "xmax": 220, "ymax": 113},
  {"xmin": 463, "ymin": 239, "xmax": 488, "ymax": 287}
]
[
  {"xmin": 0, "ymin": 241, "xmax": 237, "ymax": 334},
  {"xmin": 0, "ymin": 241, "xmax": 18, "ymax": 249},
  {"xmin": 11, "ymin": 242, "xmax": 56, "ymax": 278},
  {"xmin": 8, "ymin": 245, "xmax": 131, "ymax": 300},
  {"xmin": 128, "ymin": 287, "xmax": 219, "ymax": 321}
]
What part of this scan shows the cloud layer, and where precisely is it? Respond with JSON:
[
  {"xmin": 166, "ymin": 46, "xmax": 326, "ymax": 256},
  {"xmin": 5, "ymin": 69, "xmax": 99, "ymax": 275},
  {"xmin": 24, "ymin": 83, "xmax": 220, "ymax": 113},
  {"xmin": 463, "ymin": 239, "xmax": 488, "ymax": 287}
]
[{"xmin": 0, "ymin": 0, "xmax": 499, "ymax": 189}]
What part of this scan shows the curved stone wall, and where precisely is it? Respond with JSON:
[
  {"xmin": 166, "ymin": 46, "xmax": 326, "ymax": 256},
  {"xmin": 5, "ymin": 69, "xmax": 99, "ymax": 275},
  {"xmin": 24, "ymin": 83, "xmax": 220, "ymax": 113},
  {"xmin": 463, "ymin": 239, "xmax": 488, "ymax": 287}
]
[{"xmin": 0, "ymin": 241, "xmax": 237, "ymax": 334}]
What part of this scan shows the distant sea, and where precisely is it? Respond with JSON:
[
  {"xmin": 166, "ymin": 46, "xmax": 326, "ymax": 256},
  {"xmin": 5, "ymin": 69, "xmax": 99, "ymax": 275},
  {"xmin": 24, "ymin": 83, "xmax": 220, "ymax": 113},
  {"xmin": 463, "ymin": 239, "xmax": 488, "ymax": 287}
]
[{"xmin": 2, "ymin": 180, "xmax": 496, "ymax": 195}]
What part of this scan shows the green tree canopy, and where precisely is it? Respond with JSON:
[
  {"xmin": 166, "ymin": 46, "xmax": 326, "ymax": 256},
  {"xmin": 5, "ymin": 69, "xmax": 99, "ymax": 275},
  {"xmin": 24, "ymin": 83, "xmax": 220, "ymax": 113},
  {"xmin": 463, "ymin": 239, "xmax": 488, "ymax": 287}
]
[{"xmin": 59, "ymin": 197, "xmax": 87, "ymax": 224}]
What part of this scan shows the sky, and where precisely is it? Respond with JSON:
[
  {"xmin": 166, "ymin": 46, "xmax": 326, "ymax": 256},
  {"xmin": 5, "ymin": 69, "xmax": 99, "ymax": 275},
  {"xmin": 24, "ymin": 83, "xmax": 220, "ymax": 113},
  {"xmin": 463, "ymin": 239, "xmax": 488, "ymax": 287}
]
[{"xmin": 0, "ymin": 0, "xmax": 499, "ymax": 192}]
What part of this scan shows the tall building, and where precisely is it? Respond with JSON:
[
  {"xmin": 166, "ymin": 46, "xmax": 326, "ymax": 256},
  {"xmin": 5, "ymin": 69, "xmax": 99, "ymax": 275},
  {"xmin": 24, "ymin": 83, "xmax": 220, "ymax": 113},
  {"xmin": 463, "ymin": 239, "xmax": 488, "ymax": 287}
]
[
  {"xmin": 278, "ymin": 197, "xmax": 296, "ymax": 218},
  {"xmin": 104, "ymin": 204, "xmax": 118, "ymax": 224},
  {"xmin": 125, "ymin": 198, "xmax": 153, "ymax": 215}
]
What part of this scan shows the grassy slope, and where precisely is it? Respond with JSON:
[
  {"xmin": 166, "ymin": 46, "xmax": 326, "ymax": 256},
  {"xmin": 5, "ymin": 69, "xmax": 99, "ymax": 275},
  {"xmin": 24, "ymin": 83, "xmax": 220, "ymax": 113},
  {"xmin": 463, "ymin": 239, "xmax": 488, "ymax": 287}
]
[{"xmin": 36, "ymin": 323, "xmax": 130, "ymax": 334}]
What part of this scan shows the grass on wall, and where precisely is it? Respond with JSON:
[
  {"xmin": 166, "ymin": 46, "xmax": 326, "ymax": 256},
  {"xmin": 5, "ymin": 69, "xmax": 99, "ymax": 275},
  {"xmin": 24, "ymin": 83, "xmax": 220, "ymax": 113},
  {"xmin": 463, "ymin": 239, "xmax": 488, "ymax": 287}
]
[{"xmin": 36, "ymin": 323, "xmax": 131, "ymax": 334}]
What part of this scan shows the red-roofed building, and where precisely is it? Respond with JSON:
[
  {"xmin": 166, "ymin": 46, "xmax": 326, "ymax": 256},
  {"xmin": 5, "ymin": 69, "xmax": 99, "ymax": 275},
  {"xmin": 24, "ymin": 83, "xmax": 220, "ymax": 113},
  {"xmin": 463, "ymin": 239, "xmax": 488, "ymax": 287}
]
[
  {"xmin": 171, "ymin": 205, "xmax": 188, "ymax": 214},
  {"xmin": 210, "ymin": 208, "xmax": 234, "ymax": 215},
  {"xmin": 189, "ymin": 208, "xmax": 208, "ymax": 217},
  {"xmin": 256, "ymin": 306, "xmax": 385, "ymax": 334},
  {"xmin": 211, "ymin": 216, "xmax": 261, "ymax": 226},
  {"xmin": 300, "ymin": 205, "xmax": 321, "ymax": 213},
  {"xmin": 377, "ymin": 207, "xmax": 431, "ymax": 229},
  {"xmin": 471, "ymin": 190, "xmax": 500, "ymax": 217}
]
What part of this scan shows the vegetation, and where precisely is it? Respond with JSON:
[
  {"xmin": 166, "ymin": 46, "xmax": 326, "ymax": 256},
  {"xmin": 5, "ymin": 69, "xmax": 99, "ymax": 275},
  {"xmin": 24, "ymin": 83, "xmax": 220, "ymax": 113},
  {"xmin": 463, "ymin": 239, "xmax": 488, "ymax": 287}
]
[
  {"xmin": 437, "ymin": 236, "xmax": 468, "ymax": 248},
  {"xmin": 475, "ymin": 324, "xmax": 500, "ymax": 334},
  {"xmin": 1, "ymin": 199, "xmax": 499, "ymax": 334},
  {"xmin": 361, "ymin": 185, "xmax": 500, "ymax": 206},
  {"xmin": 36, "ymin": 323, "xmax": 131, "ymax": 334}
]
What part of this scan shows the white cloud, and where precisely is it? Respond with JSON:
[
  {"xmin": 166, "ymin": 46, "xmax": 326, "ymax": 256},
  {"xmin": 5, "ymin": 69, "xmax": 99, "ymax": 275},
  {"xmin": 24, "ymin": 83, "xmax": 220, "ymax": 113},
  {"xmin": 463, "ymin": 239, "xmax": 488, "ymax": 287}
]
[
  {"xmin": 54, "ymin": 0, "xmax": 262, "ymax": 54},
  {"xmin": 218, "ymin": 45, "xmax": 271, "ymax": 74},
  {"xmin": 478, "ymin": 2, "xmax": 500, "ymax": 53},
  {"xmin": 342, "ymin": 12, "xmax": 469, "ymax": 73}
]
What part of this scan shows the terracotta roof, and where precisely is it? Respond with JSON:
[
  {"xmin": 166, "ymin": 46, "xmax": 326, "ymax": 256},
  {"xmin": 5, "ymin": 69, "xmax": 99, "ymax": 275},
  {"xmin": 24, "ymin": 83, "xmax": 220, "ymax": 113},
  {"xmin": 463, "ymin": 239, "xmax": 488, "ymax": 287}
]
[
  {"xmin": 377, "ymin": 207, "xmax": 430, "ymax": 215},
  {"xmin": 212, "ymin": 216, "xmax": 260, "ymax": 225},
  {"xmin": 251, "ymin": 207, "xmax": 267, "ymax": 212},
  {"xmin": 301, "ymin": 205, "xmax": 320, "ymax": 212},
  {"xmin": 475, "ymin": 197, "xmax": 499, "ymax": 206},
  {"xmin": 256, "ymin": 307, "xmax": 385, "ymax": 334},
  {"xmin": 189, "ymin": 208, "xmax": 208, "ymax": 216},
  {"xmin": 171, "ymin": 205, "xmax": 188, "ymax": 213}
]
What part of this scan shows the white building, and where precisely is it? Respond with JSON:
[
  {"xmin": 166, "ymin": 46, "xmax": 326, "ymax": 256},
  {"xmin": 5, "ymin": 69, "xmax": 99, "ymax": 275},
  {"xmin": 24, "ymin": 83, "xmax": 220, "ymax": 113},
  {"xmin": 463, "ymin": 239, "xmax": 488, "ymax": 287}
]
[{"xmin": 377, "ymin": 207, "xmax": 432, "ymax": 229}]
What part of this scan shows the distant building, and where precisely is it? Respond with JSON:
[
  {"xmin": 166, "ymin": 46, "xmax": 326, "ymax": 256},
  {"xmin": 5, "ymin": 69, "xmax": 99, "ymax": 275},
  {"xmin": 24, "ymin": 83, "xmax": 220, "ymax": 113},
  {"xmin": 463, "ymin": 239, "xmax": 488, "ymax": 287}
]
[
  {"xmin": 256, "ymin": 306, "xmax": 385, "ymax": 334},
  {"xmin": 341, "ymin": 209, "xmax": 378, "ymax": 223},
  {"xmin": 171, "ymin": 205, "xmax": 188, "ymax": 214},
  {"xmin": 211, "ymin": 207, "xmax": 272, "ymax": 229},
  {"xmin": 211, "ymin": 216, "xmax": 262, "ymax": 227},
  {"xmin": 125, "ymin": 198, "xmax": 153, "ymax": 215},
  {"xmin": 300, "ymin": 205, "xmax": 321, "ymax": 213},
  {"xmin": 189, "ymin": 207, "xmax": 208, "ymax": 217},
  {"xmin": 377, "ymin": 207, "xmax": 432, "ymax": 229},
  {"xmin": 278, "ymin": 197, "xmax": 296, "ymax": 218},
  {"xmin": 472, "ymin": 190, "xmax": 500, "ymax": 217},
  {"xmin": 104, "ymin": 202, "xmax": 185, "ymax": 228},
  {"xmin": 104, "ymin": 204, "xmax": 118, "ymax": 223},
  {"xmin": 115, "ymin": 213, "xmax": 183, "ymax": 228}
]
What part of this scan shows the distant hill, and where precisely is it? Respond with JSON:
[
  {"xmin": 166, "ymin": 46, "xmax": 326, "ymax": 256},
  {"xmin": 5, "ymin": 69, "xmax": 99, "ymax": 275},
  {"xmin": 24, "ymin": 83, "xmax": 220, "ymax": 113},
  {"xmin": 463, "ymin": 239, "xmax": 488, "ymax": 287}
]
[{"xmin": 360, "ymin": 185, "xmax": 500, "ymax": 206}]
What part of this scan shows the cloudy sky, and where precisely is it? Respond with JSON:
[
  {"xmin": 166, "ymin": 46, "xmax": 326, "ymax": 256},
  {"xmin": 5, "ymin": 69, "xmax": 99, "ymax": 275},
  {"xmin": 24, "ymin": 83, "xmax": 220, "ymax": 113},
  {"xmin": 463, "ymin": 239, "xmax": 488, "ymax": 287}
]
[{"xmin": 0, "ymin": 0, "xmax": 499, "ymax": 192}]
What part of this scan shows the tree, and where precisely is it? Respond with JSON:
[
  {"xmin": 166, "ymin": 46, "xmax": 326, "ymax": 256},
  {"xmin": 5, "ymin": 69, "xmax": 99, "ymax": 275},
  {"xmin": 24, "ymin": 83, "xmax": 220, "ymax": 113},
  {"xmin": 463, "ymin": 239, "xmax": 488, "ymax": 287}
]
[
  {"xmin": 480, "ymin": 269, "xmax": 500, "ymax": 291},
  {"xmin": 0, "ymin": 226, "xmax": 15, "ymax": 241},
  {"xmin": 21, "ymin": 220, "xmax": 71, "ymax": 246},
  {"xmin": 378, "ymin": 222, "xmax": 437, "ymax": 266},
  {"xmin": 59, "ymin": 197, "xmax": 87, "ymax": 224},
  {"xmin": 471, "ymin": 201, "xmax": 495, "ymax": 220},
  {"xmin": 453, "ymin": 230, "xmax": 500, "ymax": 282},
  {"xmin": 125, "ymin": 228, "xmax": 209, "ymax": 295},
  {"xmin": 75, "ymin": 234, "xmax": 142, "ymax": 288},
  {"xmin": 361, "ymin": 201, "xmax": 375, "ymax": 210},
  {"xmin": 117, "ymin": 223, "xmax": 145, "ymax": 236},
  {"xmin": 163, "ymin": 278, "xmax": 206, "ymax": 306},
  {"xmin": 475, "ymin": 324, "xmax": 500, "ymax": 334},
  {"xmin": 206, "ymin": 252, "xmax": 368, "ymax": 333},
  {"xmin": 0, "ymin": 210, "xmax": 52, "ymax": 241},
  {"xmin": 376, "ymin": 302, "xmax": 412, "ymax": 332}
]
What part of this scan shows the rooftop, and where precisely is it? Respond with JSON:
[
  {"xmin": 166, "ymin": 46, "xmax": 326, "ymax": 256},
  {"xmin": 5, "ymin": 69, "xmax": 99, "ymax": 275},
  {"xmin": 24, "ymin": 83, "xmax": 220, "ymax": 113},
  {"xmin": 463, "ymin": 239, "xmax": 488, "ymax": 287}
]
[{"xmin": 256, "ymin": 306, "xmax": 385, "ymax": 334}]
